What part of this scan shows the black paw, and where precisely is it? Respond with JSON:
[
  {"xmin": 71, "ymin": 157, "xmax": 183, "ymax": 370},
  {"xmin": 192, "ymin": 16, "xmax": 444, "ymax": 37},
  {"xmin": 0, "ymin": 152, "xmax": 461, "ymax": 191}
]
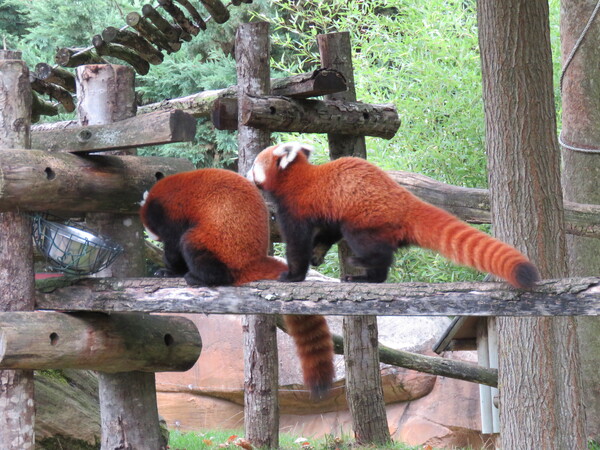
[
  {"xmin": 278, "ymin": 271, "xmax": 306, "ymax": 282},
  {"xmin": 154, "ymin": 268, "xmax": 177, "ymax": 277}
]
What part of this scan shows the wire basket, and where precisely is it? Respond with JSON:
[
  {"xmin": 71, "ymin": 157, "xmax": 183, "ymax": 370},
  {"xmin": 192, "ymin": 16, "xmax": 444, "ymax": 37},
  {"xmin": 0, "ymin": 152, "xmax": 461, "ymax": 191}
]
[{"xmin": 32, "ymin": 214, "xmax": 123, "ymax": 275}]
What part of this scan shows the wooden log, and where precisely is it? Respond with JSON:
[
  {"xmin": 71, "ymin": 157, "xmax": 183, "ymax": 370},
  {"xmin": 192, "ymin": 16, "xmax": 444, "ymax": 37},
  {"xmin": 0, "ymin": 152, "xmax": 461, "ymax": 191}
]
[
  {"xmin": 31, "ymin": 109, "xmax": 196, "ymax": 153},
  {"xmin": 54, "ymin": 47, "xmax": 106, "ymax": 67},
  {"xmin": 239, "ymin": 95, "xmax": 400, "ymax": 138},
  {"xmin": 0, "ymin": 150, "xmax": 194, "ymax": 213},
  {"xmin": 34, "ymin": 63, "xmax": 76, "ymax": 92},
  {"xmin": 0, "ymin": 312, "xmax": 201, "ymax": 372},
  {"xmin": 173, "ymin": 0, "xmax": 207, "ymax": 29},
  {"xmin": 0, "ymin": 48, "xmax": 36, "ymax": 450},
  {"xmin": 126, "ymin": 12, "xmax": 181, "ymax": 53},
  {"xmin": 34, "ymin": 277, "xmax": 600, "ymax": 316},
  {"xmin": 142, "ymin": 4, "xmax": 191, "ymax": 42},
  {"xmin": 102, "ymin": 27, "xmax": 164, "ymax": 65},
  {"xmin": 31, "ymin": 91, "xmax": 58, "ymax": 123},
  {"xmin": 92, "ymin": 35, "xmax": 150, "ymax": 75},
  {"xmin": 30, "ymin": 77, "xmax": 75, "ymax": 112},
  {"xmin": 235, "ymin": 21, "xmax": 279, "ymax": 449},
  {"xmin": 212, "ymin": 69, "xmax": 348, "ymax": 128},
  {"xmin": 157, "ymin": 0, "xmax": 204, "ymax": 34},
  {"xmin": 199, "ymin": 0, "xmax": 230, "ymax": 24},
  {"xmin": 75, "ymin": 63, "xmax": 164, "ymax": 450}
]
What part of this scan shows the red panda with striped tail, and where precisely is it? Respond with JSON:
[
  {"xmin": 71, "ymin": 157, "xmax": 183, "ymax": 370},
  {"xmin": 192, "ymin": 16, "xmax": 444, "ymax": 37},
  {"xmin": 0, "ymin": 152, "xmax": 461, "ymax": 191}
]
[
  {"xmin": 139, "ymin": 168, "xmax": 335, "ymax": 398},
  {"xmin": 247, "ymin": 142, "xmax": 540, "ymax": 288}
]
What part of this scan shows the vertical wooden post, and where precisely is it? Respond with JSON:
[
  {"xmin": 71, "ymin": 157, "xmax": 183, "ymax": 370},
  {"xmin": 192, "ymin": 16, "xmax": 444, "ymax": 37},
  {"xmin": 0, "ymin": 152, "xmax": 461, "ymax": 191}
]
[
  {"xmin": 75, "ymin": 64, "xmax": 164, "ymax": 450},
  {"xmin": 236, "ymin": 22, "xmax": 279, "ymax": 449},
  {"xmin": 317, "ymin": 32, "xmax": 391, "ymax": 445},
  {"xmin": 0, "ymin": 49, "xmax": 36, "ymax": 450}
]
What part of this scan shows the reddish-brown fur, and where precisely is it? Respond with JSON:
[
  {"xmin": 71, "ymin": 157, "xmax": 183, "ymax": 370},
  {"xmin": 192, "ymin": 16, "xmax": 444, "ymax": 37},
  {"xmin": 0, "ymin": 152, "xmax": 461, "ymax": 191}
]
[
  {"xmin": 249, "ymin": 144, "xmax": 540, "ymax": 288},
  {"xmin": 140, "ymin": 168, "xmax": 334, "ymax": 397}
]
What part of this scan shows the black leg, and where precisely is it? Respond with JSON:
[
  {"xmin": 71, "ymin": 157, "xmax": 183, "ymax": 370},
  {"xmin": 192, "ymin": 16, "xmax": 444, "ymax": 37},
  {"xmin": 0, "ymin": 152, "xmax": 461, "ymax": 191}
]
[
  {"xmin": 180, "ymin": 238, "xmax": 234, "ymax": 286},
  {"xmin": 277, "ymin": 213, "xmax": 314, "ymax": 282},
  {"xmin": 342, "ymin": 227, "xmax": 395, "ymax": 283},
  {"xmin": 311, "ymin": 225, "xmax": 342, "ymax": 266},
  {"xmin": 156, "ymin": 241, "xmax": 188, "ymax": 277}
]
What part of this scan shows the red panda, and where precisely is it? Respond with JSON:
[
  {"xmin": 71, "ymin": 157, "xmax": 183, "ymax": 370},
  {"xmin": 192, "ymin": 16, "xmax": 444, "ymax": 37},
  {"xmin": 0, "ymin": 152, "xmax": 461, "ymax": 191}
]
[
  {"xmin": 139, "ymin": 168, "xmax": 334, "ymax": 398},
  {"xmin": 247, "ymin": 142, "xmax": 540, "ymax": 288}
]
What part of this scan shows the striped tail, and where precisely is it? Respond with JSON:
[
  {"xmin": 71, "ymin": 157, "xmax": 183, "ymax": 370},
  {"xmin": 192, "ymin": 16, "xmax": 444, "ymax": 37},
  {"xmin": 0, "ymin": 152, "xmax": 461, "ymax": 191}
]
[
  {"xmin": 410, "ymin": 203, "xmax": 540, "ymax": 289},
  {"xmin": 283, "ymin": 314, "xmax": 335, "ymax": 399}
]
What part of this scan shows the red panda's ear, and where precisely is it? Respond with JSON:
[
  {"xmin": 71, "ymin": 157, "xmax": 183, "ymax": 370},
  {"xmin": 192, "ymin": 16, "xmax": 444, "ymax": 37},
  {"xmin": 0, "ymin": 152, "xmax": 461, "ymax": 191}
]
[{"xmin": 273, "ymin": 142, "xmax": 314, "ymax": 169}]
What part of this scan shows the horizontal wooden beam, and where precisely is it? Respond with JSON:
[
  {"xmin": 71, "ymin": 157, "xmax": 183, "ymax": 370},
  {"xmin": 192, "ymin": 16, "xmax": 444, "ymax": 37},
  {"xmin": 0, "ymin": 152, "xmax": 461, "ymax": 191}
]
[
  {"xmin": 31, "ymin": 110, "xmax": 197, "ymax": 153},
  {"xmin": 35, "ymin": 277, "xmax": 600, "ymax": 316},
  {"xmin": 0, "ymin": 150, "xmax": 194, "ymax": 213},
  {"xmin": 388, "ymin": 171, "xmax": 600, "ymax": 239},
  {"xmin": 0, "ymin": 311, "xmax": 201, "ymax": 372},
  {"xmin": 213, "ymin": 95, "xmax": 400, "ymax": 139}
]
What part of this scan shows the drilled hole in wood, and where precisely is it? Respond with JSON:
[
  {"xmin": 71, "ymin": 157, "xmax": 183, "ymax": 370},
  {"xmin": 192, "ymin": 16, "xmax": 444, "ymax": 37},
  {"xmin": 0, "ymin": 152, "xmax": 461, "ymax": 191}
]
[
  {"xmin": 269, "ymin": 106, "xmax": 276, "ymax": 114},
  {"xmin": 363, "ymin": 112, "xmax": 370, "ymax": 120},
  {"xmin": 78, "ymin": 129, "xmax": 92, "ymax": 142},
  {"xmin": 49, "ymin": 332, "xmax": 59, "ymax": 346},
  {"xmin": 155, "ymin": 172, "xmax": 165, "ymax": 181},
  {"xmin": 164, "ymin": 334, "xmax": 174, "ymax": 346},
  {"xmin": 45, "ymin": 167, "xmax": 56, "ymax": 180}
]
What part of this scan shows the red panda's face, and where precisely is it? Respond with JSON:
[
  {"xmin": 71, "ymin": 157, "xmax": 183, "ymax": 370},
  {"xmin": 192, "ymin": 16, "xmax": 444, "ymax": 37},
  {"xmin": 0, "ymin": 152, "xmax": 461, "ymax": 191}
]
[{"xmin": 247, "ymin": 142, "xmax": 314, "ymax": 191}]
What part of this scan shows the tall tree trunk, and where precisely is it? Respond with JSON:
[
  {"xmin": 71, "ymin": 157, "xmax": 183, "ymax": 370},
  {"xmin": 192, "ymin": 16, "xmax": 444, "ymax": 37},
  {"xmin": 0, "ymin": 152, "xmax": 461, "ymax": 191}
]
[
  {"xmin": 76, "ymin": 64, "xmax": 165, "ymax": 450},
  {"xmin": 236, "ymin": 22, "xmax": 279, "ymax": 449},
  {"xmin": 477, "ymin": 0, "xmax": 587, "ymax": 448},
  {"xmin": 0, "ymin": 50, "xmax": 36, "ymax": 450},
  {"xmin": 318, "ymin": 32, "xmax": 390, "ymax": 445},
  {"xmin": 560, "ymin": 0, "xmax": 600, "ymax": 440}
]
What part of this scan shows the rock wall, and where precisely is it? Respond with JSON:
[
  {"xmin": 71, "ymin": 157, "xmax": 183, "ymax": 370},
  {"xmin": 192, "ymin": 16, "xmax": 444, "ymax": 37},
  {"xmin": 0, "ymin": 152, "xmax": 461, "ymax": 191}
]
[{"xmin": 156, "ymin": 314, "xmax": 496, "ymax": 449}]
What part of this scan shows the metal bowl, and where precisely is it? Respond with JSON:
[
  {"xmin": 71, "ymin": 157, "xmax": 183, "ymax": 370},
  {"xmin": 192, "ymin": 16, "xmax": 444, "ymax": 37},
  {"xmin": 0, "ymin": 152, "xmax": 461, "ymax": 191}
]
[{"xmin": 32, "ymin": 215, "xmax": 123, "ymax": 275}]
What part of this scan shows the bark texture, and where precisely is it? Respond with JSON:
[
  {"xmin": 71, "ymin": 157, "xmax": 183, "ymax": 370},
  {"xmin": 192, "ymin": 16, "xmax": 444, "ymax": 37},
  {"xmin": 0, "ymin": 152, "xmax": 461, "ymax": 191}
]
[
  {"xmin": 478, "ymin": 1, "xmax": 587, "ymax": 447},
  {"xmin": 318, "ymin": 31, "xmax": 390, "ymax": 445},
  {"xmin": 560, "ymin": 0, "xmax": 600, "ymax": 440},
  {"xmin": 75, "ymin": 64, "xmax": 165, "ymax": 450},
  {"xmin": 0, "ymin": 51, "xmax": 35, "ymax": 450},
  {"xmin": 236, "ymin": 21, "xmax": 279, "ymax": 449},
  {"xmin": 35, "ymin": 276, "xmax": 600, "ymax": 317}
]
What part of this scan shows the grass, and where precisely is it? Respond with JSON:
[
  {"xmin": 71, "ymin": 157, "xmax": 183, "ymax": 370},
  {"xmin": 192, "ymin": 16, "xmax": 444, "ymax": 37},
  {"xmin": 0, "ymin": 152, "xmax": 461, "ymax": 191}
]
[
  {"xmin": 169, "ymin": 430, "xmax": 600, "ymax": 450},
  {"xmin": 167, "ymin": 429, "xmax": 448, "ymax": 449}
]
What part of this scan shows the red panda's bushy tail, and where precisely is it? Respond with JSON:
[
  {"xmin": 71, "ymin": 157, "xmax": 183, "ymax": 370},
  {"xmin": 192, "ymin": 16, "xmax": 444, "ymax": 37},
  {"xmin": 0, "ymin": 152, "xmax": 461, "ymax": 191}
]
[
  {"xmin": 409, "ymin": 203, "xmax": 540, "ymax": 289},
  {"xmin": 283, "ymin": 314, "xmax": 335, "ymax": 399},
  {"xmin": 235, "ymin": 257, "xmax": 335, "ymax": 398}
]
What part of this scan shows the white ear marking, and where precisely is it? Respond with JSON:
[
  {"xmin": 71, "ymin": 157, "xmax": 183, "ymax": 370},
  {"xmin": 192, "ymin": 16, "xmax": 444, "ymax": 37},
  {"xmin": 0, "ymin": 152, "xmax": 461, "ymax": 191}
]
[
  {"xmin": 139, "ymin": 190, "xmax": 149, "ymax": 206},
  {"xmin": 247, "ymin": 162, "xmax": 266, "ymax": 185},
  {"xmin": 273, "ymin": 142, "xmax": 314, "ymax": 169}
]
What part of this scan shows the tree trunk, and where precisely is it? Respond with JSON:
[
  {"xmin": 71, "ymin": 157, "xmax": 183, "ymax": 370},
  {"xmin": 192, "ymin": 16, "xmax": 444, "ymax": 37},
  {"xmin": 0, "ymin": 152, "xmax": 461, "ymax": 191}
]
[
  {"xmin": 477, "ymin": 1, "xmax": 587, "ymax": 448},
  {"xmin": 560, "ymin": 0, "xmax": 600, "ymax": 440},
  {"xmin": 76, "ymin": 64, "xmax": 165, "ymax": 450},
  {"xmin": 0, "ymin": 50, "xmax": 36, "ymax": 450},
  {"xmin": 318, "ymin": 32, "xmax": 391, "ymax": 445},
  {"xmin": 235, "ymin": 22, "xmax": 279, "ymax": 449}
]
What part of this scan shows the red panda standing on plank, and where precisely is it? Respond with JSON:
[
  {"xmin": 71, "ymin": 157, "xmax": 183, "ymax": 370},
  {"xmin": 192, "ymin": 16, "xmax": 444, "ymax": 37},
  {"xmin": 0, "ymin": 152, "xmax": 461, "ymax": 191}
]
[
  {"xmin": 139, "ymin": 168, "xmax": 335, "ymax": 398},
  {"xmin": 247, "ymin": 142, "xmax": 540, "ymax": 288}
]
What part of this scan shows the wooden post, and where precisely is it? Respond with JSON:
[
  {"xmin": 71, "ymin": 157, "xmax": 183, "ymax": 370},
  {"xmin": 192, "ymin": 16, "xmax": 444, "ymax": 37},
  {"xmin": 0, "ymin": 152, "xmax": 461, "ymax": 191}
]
[
  {"xmin": 75, "ymin": 64, "xmax": 165, "ymax": 449},
  {"xmin": 317, "ymin": 32, "xmax": 391, "ymax": 445},
  {"xmin": 236, "ymin": 22, "xmax": 279, "ymax": 449},
  {"xmin": 0, "ymin": 49, "xmax": 36, "ymax": 450}
]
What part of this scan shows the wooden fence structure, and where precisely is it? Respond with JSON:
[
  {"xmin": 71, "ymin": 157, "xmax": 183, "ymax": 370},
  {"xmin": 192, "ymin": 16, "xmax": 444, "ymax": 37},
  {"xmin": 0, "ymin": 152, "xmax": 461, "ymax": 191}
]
[{"xmin": 1, "ymin": 15, "xmax": 599, "ymax": 450}]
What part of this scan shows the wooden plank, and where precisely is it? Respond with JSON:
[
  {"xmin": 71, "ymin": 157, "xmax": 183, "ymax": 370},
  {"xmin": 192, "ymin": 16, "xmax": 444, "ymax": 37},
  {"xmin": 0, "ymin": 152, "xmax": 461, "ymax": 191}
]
[
  {"xmin": 35, "ymin": 277, "xmax": 600, "ymax": 316},
  {"xmin": 0, "ymin": 311, "xmax": 201, "ymax": 372},
  {"xmin": 31, "ymin": 109, "xmax": 196, "ymax": 153},
  {"xmin": 0, "ymin": 149, "xmax": 194, "ymax": 213},
  {"xmin": 239, "ymin": 95, "xmax": 400, "ymax": 139}
]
